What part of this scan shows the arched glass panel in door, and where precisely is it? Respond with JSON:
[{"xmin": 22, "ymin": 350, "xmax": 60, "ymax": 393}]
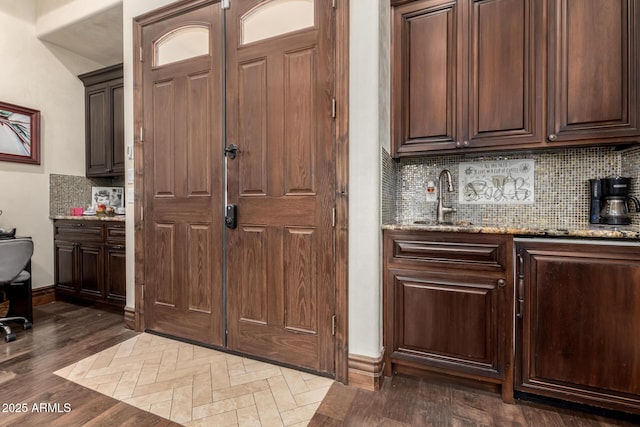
[
  {"xmin": 154, "ymin": 25, "xmax": 210, "ymax": 67},
  {"xmin": 241, "ymin": 0, "xmax": 314, "ymax": 45}
]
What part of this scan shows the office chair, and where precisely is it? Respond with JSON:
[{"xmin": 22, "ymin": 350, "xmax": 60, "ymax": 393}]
[{"xmin": 0, "ymin": 238, "xmax": 34, "ymax": 342}]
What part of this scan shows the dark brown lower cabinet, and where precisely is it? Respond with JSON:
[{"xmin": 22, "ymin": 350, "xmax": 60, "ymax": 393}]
[
  {"xmin": 54, "ymin": 219, "xmax": 125, "ymax": 308},
  {"xmin": 516, "ymin": 239, "xmax": 640, "ymax": 415},
  {"xmin": 384, "ymin": 230, "xmax": 514, "ymax": 402}
]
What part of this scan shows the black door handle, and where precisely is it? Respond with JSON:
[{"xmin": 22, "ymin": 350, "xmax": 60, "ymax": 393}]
[{"xmin": 224, "ymin": 144, "xmax": 240, "ymax": 160}]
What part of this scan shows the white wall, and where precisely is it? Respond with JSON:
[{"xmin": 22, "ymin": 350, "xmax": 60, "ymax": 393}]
[
  {"xmin": 0, "ymin": 0, "xmax": 86, "ymax": 288},
  {"xmin": 348, "ymin": 0, "xmax": 385, "ymax": 359}
]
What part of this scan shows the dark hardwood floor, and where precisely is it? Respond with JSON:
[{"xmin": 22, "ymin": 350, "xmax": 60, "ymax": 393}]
[
  {"xmin": 310, "ymin": 375, "xmax": 640, "ymax": 427},
  {"xmin": 1, "ymin": 302, "xmax": 638, "ymax": 426}
]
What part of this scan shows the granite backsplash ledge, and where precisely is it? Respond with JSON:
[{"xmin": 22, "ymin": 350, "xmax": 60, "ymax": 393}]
[
  {"xmin": 382, "ymin": 145, "xmax": 640, "ymax": 229},
  {"xmin": 49, "ymin": 174, "xmax": 125, "ymax": 216}
]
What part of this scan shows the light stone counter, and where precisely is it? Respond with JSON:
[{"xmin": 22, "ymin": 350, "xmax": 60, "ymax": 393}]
[
  {"xmin": 382, "ymin": 222, "xmax": 640, "ymax": 240},
  {"xmin": 51, "ymin": 215, "xmax": 126, "ymax": 222}
]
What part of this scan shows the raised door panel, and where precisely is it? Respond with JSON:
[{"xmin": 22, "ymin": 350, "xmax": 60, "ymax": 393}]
[
  {"xmin": 105, "ymin": 246, "xmax": 126, "ymax": 305},
  {"xmin": 548, "ymin": 0, "xmax": 640, "ymax": 143},
  {"xmin": 469, "ymin": 0, "xmax": 542, "ymax": 147},
  {"xmin": 388, "ymin": 269, "xmax": 501, "ymax": 378},
  {"xmin": 55, "ymin": 241, "xmax": 76, "ymax": 292},
  {"xmin": 392, "ymin": 0, "xmax": 461, "ymax": 155},
  {"xmin": 152, "ymin": 80, "xmax": 177, "ymax": 198},
  {"xmin": 86, "ymin": 88, "xmax": 109, "ymax": 176},
  {"xmin": 78, "ymin": 243, "xmax": 104, "ymax": 298},
  {"xmin": 517, "ymin": 242, "xmax": 640, "ymax": 414}
]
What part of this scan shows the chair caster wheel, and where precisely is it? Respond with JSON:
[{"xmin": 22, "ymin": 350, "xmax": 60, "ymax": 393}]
[
  {"xmin": 5, "ymin": 333, "xmax": 16, "ymax": 342},
  {"xmin": 23, "ymin": 321, "xmax": 32, "ymax": 330}
]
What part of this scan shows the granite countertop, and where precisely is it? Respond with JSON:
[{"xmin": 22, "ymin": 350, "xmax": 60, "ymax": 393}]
[
  {"xmin": 382, "ymin": 221, "xmax": 640, "ymax": 240},
  {"xmin": 51, "ymin": 215, "xmax": 126, "ymax": 222}
]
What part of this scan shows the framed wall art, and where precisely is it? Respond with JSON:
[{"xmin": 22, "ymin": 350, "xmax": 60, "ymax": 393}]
[{"xmin": 0, "ymin": 101, "xmax": 41, "ymax": 165}]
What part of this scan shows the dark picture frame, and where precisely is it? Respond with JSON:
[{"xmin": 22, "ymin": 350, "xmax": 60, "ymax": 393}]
[{"xmin": 0, "ymin": 101, "xmax": 41, "ymax": 165}]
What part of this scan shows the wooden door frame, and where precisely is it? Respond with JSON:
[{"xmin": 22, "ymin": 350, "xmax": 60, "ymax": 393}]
[{"xmin": 132, "ymin": 0, "xmax": 350, "ymax": 384}]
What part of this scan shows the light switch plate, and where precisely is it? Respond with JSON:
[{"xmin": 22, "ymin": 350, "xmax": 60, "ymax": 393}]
[
  {"xmin": 127, "ymin": 168, "xmax": 134, "ymax": 184},
  {"xmin": 127, "ymin": 188, "xmax": 134, "ymax": 204},
  {"xmin": 126, "ymin": 144, "xmax": 134, "ymax": 160}
]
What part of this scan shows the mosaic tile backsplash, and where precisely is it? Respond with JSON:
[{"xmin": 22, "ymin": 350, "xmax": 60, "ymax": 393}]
[
  {"xmin": 49, "ymin": 174, "xmax": 125, "ymax": 216},
  {"xmin": 383, "ymin": 146, "xmax": 640, "ymax": 229}
]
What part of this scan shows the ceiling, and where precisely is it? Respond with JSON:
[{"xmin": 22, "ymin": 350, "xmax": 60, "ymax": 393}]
[{"xmin": 37, "ymin": 3, "xmax": 123, "ymax": 67}]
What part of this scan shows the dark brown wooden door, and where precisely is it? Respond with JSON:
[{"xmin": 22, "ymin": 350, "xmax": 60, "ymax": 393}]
[
  {"xmin": 105, "ymin": 245, "xmax": 126, "ymax": 305},
  {"xmin": 516, "ymin": 241, "xmax": 640, "ymax": 414},
  {"xmin": 225, "ymin": 0, "xmax": 336, "ymax": 373},
  {"xmin": 547, "ymin": 0, "xmax": 640, "ymax": 143},
  {"xmin": 78, "ymin": 243, "xmax": 103, "ymax": 298},
  {"xmin": 142, "ymin": 3, "xmax": 224, "ymax": 346}
]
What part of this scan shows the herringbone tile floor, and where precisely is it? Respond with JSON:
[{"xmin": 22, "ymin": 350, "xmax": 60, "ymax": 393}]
[{"xmin": 54, "ymin": 333, "xmax": 333, "ymax": 426}]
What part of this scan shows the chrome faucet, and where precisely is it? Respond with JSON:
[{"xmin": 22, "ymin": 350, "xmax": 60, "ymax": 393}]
[{"xmin": 437, "ymin": 169, "xmax": 457, "ymax": 223}]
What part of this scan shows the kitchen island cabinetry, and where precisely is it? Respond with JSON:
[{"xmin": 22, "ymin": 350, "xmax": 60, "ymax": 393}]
[
  {"xmin": 383, "ymin": 230, "xmax": 515, "ymax": 401},
  {"xmin": 391, "ymin": 0, "xmax": 640, "ymax": 157},
  {"xmin": 79, "ymin": 64, "xmax": 124, "ymax": 177},
  {"xmin": 54, "ymin": 219, "xmax": 125, "ymax": 308},
  {"xmin": 515, "ymin": 239, "xmax": 640, "ymax": 415}
]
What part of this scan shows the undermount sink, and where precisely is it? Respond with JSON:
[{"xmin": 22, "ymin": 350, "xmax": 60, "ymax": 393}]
[{"xmin": 413, "ymin": 220, "xmax": 474, "ymax": 226}]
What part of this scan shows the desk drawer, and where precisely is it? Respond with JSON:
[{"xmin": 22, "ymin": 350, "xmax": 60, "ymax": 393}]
[
  {"xmin": 54, "ymin": 220, "xmax": 103, "ymax": 242},
  {"xmin": 106, "ymin": 223, "xmax": 125, "ymax": 244}
]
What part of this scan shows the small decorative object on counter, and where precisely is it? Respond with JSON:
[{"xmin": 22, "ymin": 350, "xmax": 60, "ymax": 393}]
[{"xmin": 69, "ymin": 207, "xmax": 84, "ymax": 216}]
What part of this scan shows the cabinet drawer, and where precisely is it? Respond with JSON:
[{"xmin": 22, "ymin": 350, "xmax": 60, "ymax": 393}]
[
  {"xmin": 54, "ymin": 220, "xmax": 104, "ymax": 242},
  {"xmin": 106, "ymin": 223, "xmax": 125, "ymax": 244},
  {"xmin": 386, "ymin": 231, "xmax": 510, "ymax": 272}
]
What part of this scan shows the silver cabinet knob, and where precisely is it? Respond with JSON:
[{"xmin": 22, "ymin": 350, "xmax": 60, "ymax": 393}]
[{"xmin": 548, "ymin": 134, "xmax": 557, "ymax": 141}]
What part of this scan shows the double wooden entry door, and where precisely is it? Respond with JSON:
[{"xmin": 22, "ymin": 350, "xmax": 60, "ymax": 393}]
[{"xmin": 138, "ymin": 0, "xmax": 336, "ymax": 374}]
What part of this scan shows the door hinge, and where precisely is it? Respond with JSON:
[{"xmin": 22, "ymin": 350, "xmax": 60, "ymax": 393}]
[
  {"xmin": 332, "ymin": 207, "xmax": 336, "ymax": 227},
  {"xmin": 140, "ymin": 206, "xmax": 144, "ymax": 222},
  {"xmin": 331, "ymin": 98, "xmax": 336, "ymax": 118},
  {"xmin": 332, "ymin": 0, "xmax": 336, "ymax": 8},
  {"xmin": 139, "ymin": 127, "xmax": 145, "ymax": 142},
  {"xmin": 221, "ymin": 0, "xmax": 230, "ymax": 9},
  {"xmin": 331, "ymin": 315, "xmax": 336, "ymax": 336},
  {"xmin": 139, "ymin": 46, "xmax": 143, "ymax": 62}
]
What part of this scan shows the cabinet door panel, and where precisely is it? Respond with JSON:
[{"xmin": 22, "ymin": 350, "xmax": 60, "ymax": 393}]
[
  {"xmin": 105, "ymin": 246, "xmax": 126, "ymax": 304},
  {"xmin": 111, "ymin": 82, "xmax": 125, "ymax": 174},
  {"xmin": 55, "ymin": 241, "xmax": 76, "ymax": 292},
  {"xmin": 517, "ymin": 242, "xmax": 640, "ymax": 414},
  {"xmin": 86, "ymin": 87, "xmax": 109, "ymax": 176},
  {"xmin": 78, "ymin": 244, "xmax": 104, "ymax": 298},
  {"xmin": 548, "ymin": 0, "xmax": 640, "ymax": 142},
  {"xmin": 388, "ymin": 269, "xmax": 501, "ymax": 376},
  {"xmin": 392, "ymin": 0, "xmax": 460, "ymax": 155},
  {"xmin": 469, "ymin": 0, "xmax": 542, "ymax": 147}
]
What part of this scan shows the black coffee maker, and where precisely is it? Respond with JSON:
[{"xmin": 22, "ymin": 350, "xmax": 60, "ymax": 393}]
[{"xmin": 590, "ymin": 177, "xmax": 640, "ymax": 225}]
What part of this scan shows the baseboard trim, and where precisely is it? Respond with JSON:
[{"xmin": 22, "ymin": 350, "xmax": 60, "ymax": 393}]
[
  {"xmin": 123, "ymin": 306, "xmax": 135, "ymax": 330},
  {"xmin": 32, "ymin": 285, "xmax": 56, "ymax": 306},
  {"xmin": 348, "ymin": 350, "xmax": 385, "ymax": 391}
]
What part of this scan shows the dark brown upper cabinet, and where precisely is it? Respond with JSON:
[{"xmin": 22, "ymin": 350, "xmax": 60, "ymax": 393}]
[
  {"xmin": 79, "ymin": 64, "xmax": 124, "ymax": 177},
  {"xmin": 391, "ymin": 0, "xmax": 640, "ymax": 157},
  {"xmin": 547, "ymin": 0, "xmax": 640, "ymax": 145},
  {"xmin": 392, "ymin": 0, "xmax": 543, "ymax": 156}
]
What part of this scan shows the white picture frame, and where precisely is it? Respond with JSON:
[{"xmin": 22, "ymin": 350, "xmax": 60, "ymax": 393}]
[{"xmin": 91, "ymin": 186, "xmax": 124, "ymax": 208}]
